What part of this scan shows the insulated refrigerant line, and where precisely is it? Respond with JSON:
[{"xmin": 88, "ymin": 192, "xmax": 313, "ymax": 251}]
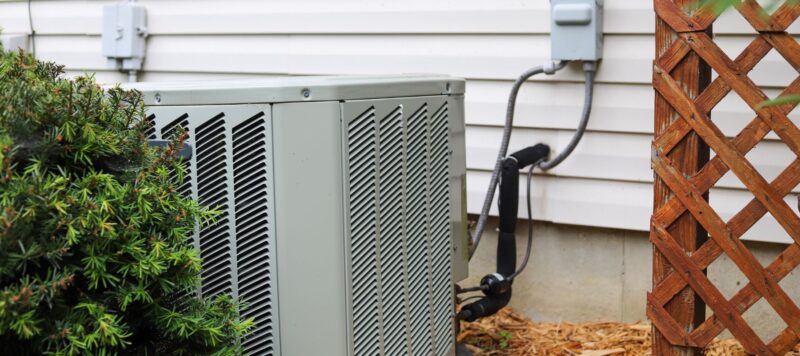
[
  {"xmin": 467, "ymin": 61, "xmax": 566, "ymax": 259},
  {"xmin": 468, "ymin": 60, "xmax": 596, "ymax": 260},
  {"xmin": 457, "ymin": 61, "xmax": 597, "ymax": 323}
]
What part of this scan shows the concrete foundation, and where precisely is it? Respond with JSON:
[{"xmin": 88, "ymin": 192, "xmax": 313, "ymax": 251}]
[{"xmin": 463, "ymin": 218, "xmax": 800, "ymax": 340}]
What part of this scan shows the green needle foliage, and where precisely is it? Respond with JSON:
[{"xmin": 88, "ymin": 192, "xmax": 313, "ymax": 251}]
[{"xmin": 0, "ymin": 48, "xmax": 252, "ymax": 355}]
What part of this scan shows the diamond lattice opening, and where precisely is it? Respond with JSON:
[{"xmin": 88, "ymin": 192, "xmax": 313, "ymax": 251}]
[
  {"xmin": 744, "ymin": 140, "xmax": 796, "ymax": 183},
  {"xmin": 709, "ymin": 183, "xmax": 756, "ymax": 225},
  {"xmin": 715, "ymin": 34, "xmax": 760, "ymax": 64},
  {"xmin": 741, "ymin": 298, "xmax": 788, "ymax": 345},
  {"xmin": 708, "ymin": 250, "xmax": 751, "ymax": 300},
  {"xmin": 777, "ymin": 250, "xmax": 800, "ymax": 308},
  {"xmin": 749, "ymin": 47, "xmax": 798, "ymax": 90},
  {"xmin": 711, "ymin": 89, "xmax": 760, "ymax": 139},
  {"xmin": 763, "ymin": 85, "xmax": 800, "ymax": 141},
  {"xmin": 759, "ymin": 0, "xmax": 784, "ymax": 16},
  {"xmin": 742, "ymin": 196, "xmax": 800, "ymax": 244}
]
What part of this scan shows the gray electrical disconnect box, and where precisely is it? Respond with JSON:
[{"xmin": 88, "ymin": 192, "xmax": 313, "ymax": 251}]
[
  {"xmin": 102, "ymin": 3, "xmax": 147, "ymax": 71},
  {"xmin": 550, "ymin": 0, "xmax": 603, "ymax": 61}
]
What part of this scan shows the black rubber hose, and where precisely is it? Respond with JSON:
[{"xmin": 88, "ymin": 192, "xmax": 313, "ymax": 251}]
[
  {"xmin": 457, "ymin": 288, "xmax": 513, "ymax": 322},
  {"xmin": 510, "ymin": 144, "xmax": 550, "ymax": 170},
  {"xmin": 469, "ymin": 61, "xmax": 569, "ymax": 259},
  {"xmin": 498, "ymin": 158, "xmax": 520, "ymax": 235},
  {"xmin": 457, "ymin": 144, "xmax": 550, "ymax": 322},
  {"xmin": 498, "ymin": 144, "xmax": 549, "ymax": 277}
]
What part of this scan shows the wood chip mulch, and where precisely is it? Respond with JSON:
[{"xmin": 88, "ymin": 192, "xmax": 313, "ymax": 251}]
[{"xmin": 457, "ymin": 308, "xmax": 800, "ymax": 355}]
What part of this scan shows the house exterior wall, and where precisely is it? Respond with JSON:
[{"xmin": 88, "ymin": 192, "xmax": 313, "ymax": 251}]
[
  {"xmin": 2, "ymin": 0, "xmax": 798, "ymax": 242},
  {"xmin": 2, "ymin": 0, "xmax": 799, "ymax": 325}
]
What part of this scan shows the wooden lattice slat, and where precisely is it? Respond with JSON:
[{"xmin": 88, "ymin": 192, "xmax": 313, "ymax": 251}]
[{"xmin": 651, "ymin": 1, "xmax": 800, "ymax": 355}]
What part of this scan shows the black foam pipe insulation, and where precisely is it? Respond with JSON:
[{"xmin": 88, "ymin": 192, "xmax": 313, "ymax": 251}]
[{"xmin": 458, "ymin": 143, "xmax": 549, "ymax": 322}]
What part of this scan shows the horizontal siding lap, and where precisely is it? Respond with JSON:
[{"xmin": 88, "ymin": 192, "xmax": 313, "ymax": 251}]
[
  {"xmin": 466, "ymin": 172, "xmax": 795, "ymax": 244},
  {"xmin": 466, "ymin": 127, "xmax": 798, "ymax": 190},
  {"xmin": 30, "ymin": 34, "xmax": 798, "ymax": 86},
  {"xmin": 1, "ymin": 1, "xmax": 797, "ymax": 35},
  {"xmin": 1, "ymin": 0, "xmax": 797, "ymax": 243}
]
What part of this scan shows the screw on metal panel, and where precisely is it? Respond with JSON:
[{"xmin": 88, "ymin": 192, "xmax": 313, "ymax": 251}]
[
  {"xmin": 154, "ymin": 93, "xmax": 162, "ymax": 104},
  {"xmin": 301, "ymin": 88, "xmax": 311, "ymax": 99}
]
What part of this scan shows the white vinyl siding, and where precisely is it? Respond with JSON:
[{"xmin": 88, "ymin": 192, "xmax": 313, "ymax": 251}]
[{"xmin": 1, "ymin": 0, "xmax": 798, "ymax": 243}]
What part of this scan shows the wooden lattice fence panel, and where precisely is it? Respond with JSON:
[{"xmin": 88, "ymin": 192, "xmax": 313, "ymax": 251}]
[{"xmin": 650, "ymin": 1, "xmax": 800, "ymax": 355}]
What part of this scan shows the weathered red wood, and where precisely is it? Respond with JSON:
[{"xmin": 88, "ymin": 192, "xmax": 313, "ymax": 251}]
[
  {"xmin": 771, "ymin": 2, "xmax": 800, "ymax": 30},
  {"xmin": 762, "ymin": 32, "xmax": 800, "ymax": 71},
  {"xmin": 654, "ymin": 0, "xmax": 706, "ymax": 32},
  {"xmin": 650, "ymin": 78, "xmax": 800, "ymax": 321},
  {"xmin": 654, "ymin": 36, "xmax": 772, "ymax": 156},
  {"xmin": 653, "ymin": 71, "xmax": 800, "ymax": 338},
  {"xmin": 650, "ymin": 159, "xmax": 800, "ymax": 310},
  {"xmin": 651, "ymin": 1, "xmax": 800, "ymax": 353},
  {"xmin": 691, "ymin": 2, "xmax": 723, "ymax": 30},
  {"xmin": 693, "ymin": 241, "xmax": 800, "ymax": 348},
  {"xmin": 646, "ymin": 293, "xmax": 702, "ymax": 347},
  {"xmin": 653, "ymin": 68, "xmax": 800, "ymax": 243},
  {"xmin": 657, "ymin": 40, "xmax": 692, "ymax": 73},
  {"xmin": 652, "ymin": 76, "xmax": 800, "ymax": 232},
  {"xmin": 653, "ymin": 129, "xmax": 800, "ymax": 356},
  {"xmin": 770, "ymin": 327, "xmax": 800, "ymax": 355},
  {"xmin": 685, "ymin": 32, "xmax": 800, "ymax": 157},
  {"xmin": 736, "ymin": 0, "xmax": 776, "ymax": 32},
  {"xmin": 651, "ymin": 222, "xmax": 768, "ymax": 354},
  {"xmin": 652, "ymin": 2, "xmax": 711, "ymax": 354}
]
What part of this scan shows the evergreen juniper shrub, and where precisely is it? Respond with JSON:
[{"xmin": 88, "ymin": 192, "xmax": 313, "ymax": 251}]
[{"xmin": 0, "ymin": 48, "xmax": 251, "ymax": 355}]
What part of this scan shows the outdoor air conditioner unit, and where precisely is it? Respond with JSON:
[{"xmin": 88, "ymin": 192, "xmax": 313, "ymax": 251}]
[{"xmin": 126, "ymin": 76, "xmax": 469, "ymax": 356}]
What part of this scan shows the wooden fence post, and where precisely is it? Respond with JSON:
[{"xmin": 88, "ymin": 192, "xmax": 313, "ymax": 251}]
[
  {"xmin": 650, "ymin": 1, "xmax": 800, "ymax": 354},
  {"xmin": 653, "ymin": 1, "xmax": 710, "ymax": 354}
]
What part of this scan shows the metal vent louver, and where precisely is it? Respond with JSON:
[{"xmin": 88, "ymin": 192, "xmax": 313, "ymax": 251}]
[
  {"xmin": 406, "ymin": 104, "xmax": 433, "ymax": 355},
  {"xmin": 149, "ymin": 109, "xmax": 276, "ymax": 356},
  {"xmin": 144, "ymin": 114, "xmax": 157, "ymax": 140},
  {"xmin": 347, "ymin": 100, "xmax": 453, "ymax": 356},
  {"xmin": 378, "ymin": 107, "xmax": 407, "ymax": 356},
  {"xmin": 429, "ymin": 103, "xmax": 453, "ymax": 356},
  {"xmin": 195, "ymin": 113, "xmax": 235, "ymax": 298},
  {"xmin": 232, "ymin": 113, "xmax": 276, "ymax": 355},
  {"xmin": 347, "ymin": 107, "xmax": 381, "ymax": 355}
]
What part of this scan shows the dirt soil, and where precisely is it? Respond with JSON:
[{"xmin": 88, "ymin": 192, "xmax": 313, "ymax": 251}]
[{"xmin": 458, "ymin": 308, "xmax": 800, "ymax": 355}]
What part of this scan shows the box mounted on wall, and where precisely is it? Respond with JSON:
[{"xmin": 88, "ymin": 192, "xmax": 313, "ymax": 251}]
[{"xmin": 550, "ymin": 0, "xmax": 603, "ymax": 61}]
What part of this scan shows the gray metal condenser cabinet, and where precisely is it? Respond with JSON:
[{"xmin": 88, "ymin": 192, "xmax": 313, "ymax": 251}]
[{"xmin": 126, "ymin": 76, "xmax": 469, "ymax": 356}]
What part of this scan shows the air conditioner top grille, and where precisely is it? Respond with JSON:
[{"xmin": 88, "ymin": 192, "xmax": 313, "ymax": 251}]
[{"xmin": 123, "ymin": 75, "xmax": 464, "ymax": 106}]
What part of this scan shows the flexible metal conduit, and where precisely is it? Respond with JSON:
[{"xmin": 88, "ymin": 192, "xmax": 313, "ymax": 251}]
[{"xmin": 468, "ymin": 60, "xmax": 597, "ymax": 259}]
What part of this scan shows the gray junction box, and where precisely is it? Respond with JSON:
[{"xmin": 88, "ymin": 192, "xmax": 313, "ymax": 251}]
[
  {"xmin": 125, "ymin": 76, "xmax": 469, "ymax": 356},
  {"xmin": 550, "ymin": 0, "xmax": 604, "ymax": 61}
]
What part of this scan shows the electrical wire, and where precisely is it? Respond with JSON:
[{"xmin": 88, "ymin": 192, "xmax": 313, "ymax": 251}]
[
  {"xmin": 458, "ymin": 295, "xmax": 485, "ymax": 305},
  {"xmin": 456, "ymin": 285, "xmax": 484, "ymax": 295},
  {"xmin": 27, "ymin": 0, "xmax": 36, "ymax": 56},
  {"xmin": 469, "ymin": 61, "xmax": 568, "ymax": 260},
  {"xmin": 538, "ymin": 61, "xmax": 596, "ymax": 170},
  {"xmin": 128, "ymin": 70, "xmax": 138, "ymax": 83},
  {"xmin": 508, "ymin": 63, "xmax": 596, "ymax": 279},
  {"xmin": 462, "ymin": 61, "xmax": 598, "ymax": 293}
]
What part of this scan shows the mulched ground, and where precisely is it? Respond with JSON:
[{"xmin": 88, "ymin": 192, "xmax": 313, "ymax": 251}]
[{"xmin": 458, "ymin": 308, "xmax": 800, "ymax": 355}]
